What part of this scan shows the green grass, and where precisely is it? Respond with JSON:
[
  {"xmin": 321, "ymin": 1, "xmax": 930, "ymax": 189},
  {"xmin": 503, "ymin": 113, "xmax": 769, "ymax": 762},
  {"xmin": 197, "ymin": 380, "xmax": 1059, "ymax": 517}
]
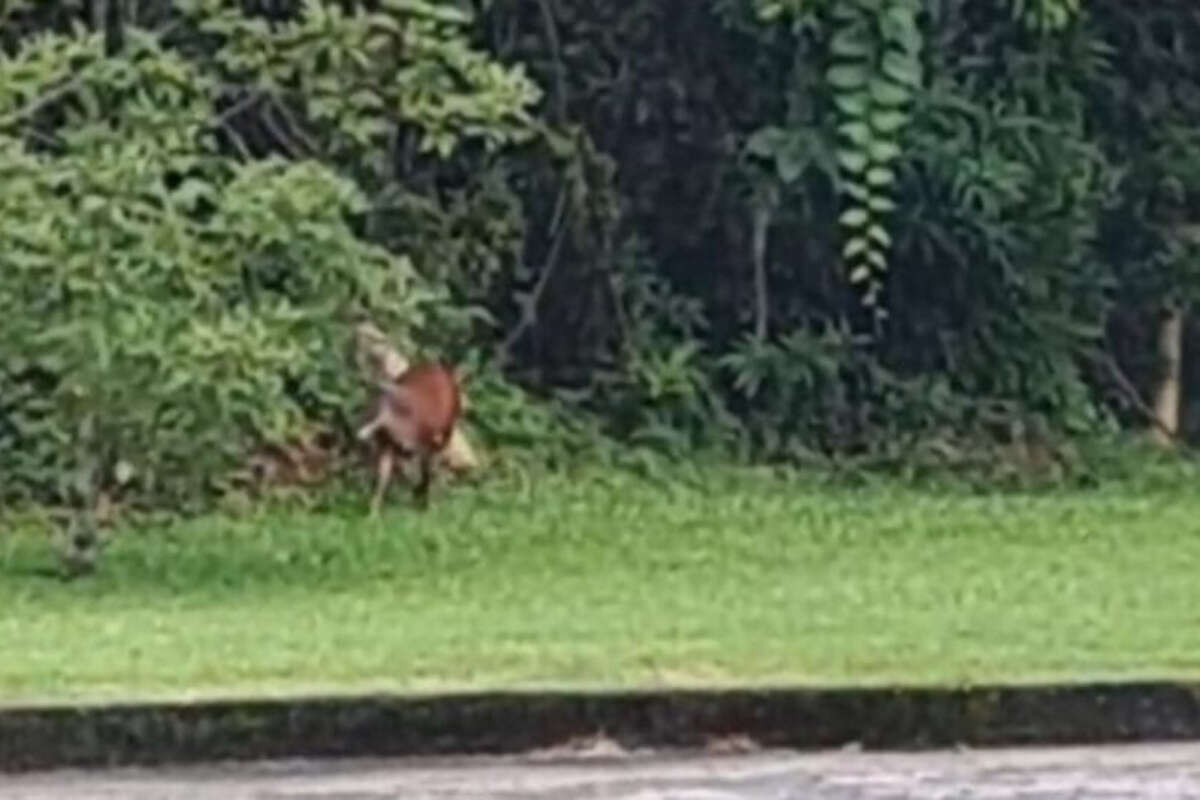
[{"xmin": 3, "ymin": 465, "xmax": 1200, "ymax": 705}]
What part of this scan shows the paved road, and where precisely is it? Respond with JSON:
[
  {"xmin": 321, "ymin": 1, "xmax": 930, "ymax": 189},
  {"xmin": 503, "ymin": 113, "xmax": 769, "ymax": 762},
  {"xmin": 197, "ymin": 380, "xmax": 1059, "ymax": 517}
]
[{"xmin": 5, "ymin": 742, "xmax": 1200, "ymax": 799}]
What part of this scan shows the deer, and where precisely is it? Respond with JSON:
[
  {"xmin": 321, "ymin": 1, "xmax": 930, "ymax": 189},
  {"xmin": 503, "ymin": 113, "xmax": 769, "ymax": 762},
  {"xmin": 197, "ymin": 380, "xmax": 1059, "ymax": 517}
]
[{"xmin": 357, "ymin": 360, "xmax": 463, "ymax": 515}]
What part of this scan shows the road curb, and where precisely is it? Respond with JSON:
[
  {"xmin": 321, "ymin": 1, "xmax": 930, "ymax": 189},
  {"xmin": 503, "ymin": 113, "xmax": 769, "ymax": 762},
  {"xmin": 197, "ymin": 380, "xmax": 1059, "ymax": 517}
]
[{"xmin": 3, "ymin": 682, "xmax": 1200, "ymax": 772}]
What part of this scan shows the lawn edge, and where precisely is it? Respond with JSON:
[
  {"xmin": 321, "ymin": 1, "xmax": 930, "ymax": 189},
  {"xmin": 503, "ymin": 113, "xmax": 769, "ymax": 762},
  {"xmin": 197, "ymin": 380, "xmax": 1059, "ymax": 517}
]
[{"xmin": 4, "ymin": 681, "xmax": 1200, "ymax": 772}]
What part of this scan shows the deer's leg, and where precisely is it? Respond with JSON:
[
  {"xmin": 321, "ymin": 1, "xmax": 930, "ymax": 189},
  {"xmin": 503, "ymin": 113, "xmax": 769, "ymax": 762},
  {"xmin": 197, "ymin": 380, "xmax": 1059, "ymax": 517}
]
[
  {"xmin": 357, "ymin": 418, "xmax": 381, "ymax": 442},
  {"xmin": 370, "ymin": 447, "xmax": 395, "ymax": 517},
  {"xmin": 357, "ymin": 405, "xmax": 388, "ymax": 443},
  {"xmin": 412, "ymin": 452, "xmax": 434, "ymax": 510}
]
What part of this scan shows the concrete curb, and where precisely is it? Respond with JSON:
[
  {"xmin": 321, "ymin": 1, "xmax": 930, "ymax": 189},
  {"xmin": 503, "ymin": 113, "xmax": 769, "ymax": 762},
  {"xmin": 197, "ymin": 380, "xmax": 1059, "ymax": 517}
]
[{"xmin": 3, "ymin": 682, "xmax": 1200, "ymax": 772}]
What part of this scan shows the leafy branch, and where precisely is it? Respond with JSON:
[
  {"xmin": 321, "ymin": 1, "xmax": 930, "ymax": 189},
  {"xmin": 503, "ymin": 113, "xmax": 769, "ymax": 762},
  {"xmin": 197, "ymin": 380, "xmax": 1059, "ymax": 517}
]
[{"xmin": 827, "ymin": 0, "xmax": 922, "ymax": 318}]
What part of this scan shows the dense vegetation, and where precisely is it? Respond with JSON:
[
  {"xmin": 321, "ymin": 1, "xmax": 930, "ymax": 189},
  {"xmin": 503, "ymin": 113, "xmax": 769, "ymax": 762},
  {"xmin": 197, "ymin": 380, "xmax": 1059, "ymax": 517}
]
[{"xmin": 4, "ymin": 0, "xmax": 1200, "ymax": 516}]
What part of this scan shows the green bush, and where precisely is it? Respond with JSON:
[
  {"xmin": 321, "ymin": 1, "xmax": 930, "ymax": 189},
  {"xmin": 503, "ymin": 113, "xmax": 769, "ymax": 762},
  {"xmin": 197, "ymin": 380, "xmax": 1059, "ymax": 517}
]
[{"xmin": 0, "ymin": 4, "xmax": 542, "ymax": 512}]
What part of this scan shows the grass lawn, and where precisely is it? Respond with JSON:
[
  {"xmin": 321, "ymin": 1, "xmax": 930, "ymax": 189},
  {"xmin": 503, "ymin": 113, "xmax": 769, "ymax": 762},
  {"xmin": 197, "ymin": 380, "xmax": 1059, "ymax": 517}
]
[{"xmin": 2, "ymin": 465, "xmax": 1200, "ymax": 705}]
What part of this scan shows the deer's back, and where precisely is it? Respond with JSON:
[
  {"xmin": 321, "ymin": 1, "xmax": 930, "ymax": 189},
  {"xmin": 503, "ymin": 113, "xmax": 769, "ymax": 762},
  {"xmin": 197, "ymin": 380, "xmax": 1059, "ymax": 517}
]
[{"xmin": 387, "ymin": 362, "xmax": 461, "ymax": 453}]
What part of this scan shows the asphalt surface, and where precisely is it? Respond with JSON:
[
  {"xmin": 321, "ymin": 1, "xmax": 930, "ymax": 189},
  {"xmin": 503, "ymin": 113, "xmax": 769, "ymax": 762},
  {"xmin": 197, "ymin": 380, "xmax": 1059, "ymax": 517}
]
[{"xmin": 5, "ymin": 742, "xmax": 1200, "ymax": 799}]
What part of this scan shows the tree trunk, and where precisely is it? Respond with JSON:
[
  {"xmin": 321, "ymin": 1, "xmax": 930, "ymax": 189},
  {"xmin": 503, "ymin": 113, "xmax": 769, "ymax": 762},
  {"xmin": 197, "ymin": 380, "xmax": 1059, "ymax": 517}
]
[
  {"xmin": 750, "ymin": 182, "xmax": 777, "ymax": 343},
  {"xmin": 1150, "ymin": 305, "xmax": 1184, "ymax": 446},
  {"xmin": 751, "ymin": 201, "xmax": 770, "ymax": 342}
]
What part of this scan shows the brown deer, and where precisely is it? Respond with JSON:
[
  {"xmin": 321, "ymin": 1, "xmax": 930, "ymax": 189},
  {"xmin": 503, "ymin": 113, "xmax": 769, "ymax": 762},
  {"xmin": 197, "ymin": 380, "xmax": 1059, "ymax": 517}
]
[
  {"xmin": 358, "ymin": 361, "xmax": 462, "ymax": 514},
  {"xmin": 354, "ymin": 321, "xmax": 481, "ymax": 476}
]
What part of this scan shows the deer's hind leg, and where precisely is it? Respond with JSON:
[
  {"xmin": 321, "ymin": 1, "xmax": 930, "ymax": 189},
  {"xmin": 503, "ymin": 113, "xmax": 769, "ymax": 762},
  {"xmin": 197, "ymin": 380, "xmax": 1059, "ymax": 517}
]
[
  {"xmin": 412, "ymin": 451, "xmax": 435, "ymax": 510},
  {"xmin": 369, "ymin": 446, "xmax": 396, "ymax": 517}
]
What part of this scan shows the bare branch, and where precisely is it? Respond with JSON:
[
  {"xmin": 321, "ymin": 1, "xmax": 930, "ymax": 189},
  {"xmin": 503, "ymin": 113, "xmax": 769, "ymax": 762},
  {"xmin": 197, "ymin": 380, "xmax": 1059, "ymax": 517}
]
[
  {"xmin": 210, "ymin": 91, "xmax": 261, "ymax": 160},
  {"xmin": 269, "ymin": 96, "xmax": 319, "ymax": 155},
  {"xmin": 1, "ymin": 13, "xmax": 191, "ymax": 132},
  {"xmin": 0, "ymin": 76, "xmax": 85, "ymax": 130},
  {"xmin": 1088, "ymin": 348, "xmax": 1183, "ymax": 443},
  {"xmin": 535, "ymin": 0, "xmax": 566, "ymax": 124},
  {"xmin": 751, "ymin": 198, "xmax": 771, "ymax": 342},
  {"xmin": 213, "ymin": 91, "xmax": 261, "ymax": 127},
  {"xmin": 259, "ymin": 102, "xmax": 303, "ymax": 158},
  {"xmin": 496, "ymin": 183, "xmax": 571, "ymax": 362}
]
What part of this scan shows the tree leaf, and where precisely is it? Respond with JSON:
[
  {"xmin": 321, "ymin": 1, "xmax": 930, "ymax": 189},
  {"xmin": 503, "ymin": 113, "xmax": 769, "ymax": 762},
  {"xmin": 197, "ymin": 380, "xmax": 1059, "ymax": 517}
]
[
  {"xmin": 868, "ymin": 139, "xmax": 902, "ymax": 162},
  {"xmin": 849, "ymin": 264, "xmax": 872, "ymax": 284},
  {"xmin": 830, "ymin": 25, "xmax": 874, "ymax": 59},
  {"xmin": 746, "ymin": 126, "xmax": 787, "ymax": 158},
  {"xmin": 842, "ymin": 180, "xmax": 870, "ymax": 201},
  {"xmin": 881, "ymin": 50, "xmax": 923, "ymax": 88},
  {"xmin": 826, "ymin": 64, "xmax": 870, "ymax": 90},
  {"xmin": 869, "ymin": 77, "xmax": 910, "ymax": 107},
  {"xmin": 839, "ymin": 207, "xmax": 870, "ymax": 227},
  {"xmin": 881, "ymin": 5, "xmax": 922, "ymax": 53},
  {"xmin": 833, "ymin": 90, "xmax": 871, "ymax": 117},
  {"xmin": 867, "ymin": 223, "xmax": 892, "ymax": 247},
  {"xmin": 776, "ymin": 142, "xmax": 809, "ymax": 183},
  {"xmin": 837, "ymin": 149, "xmax": 870, "ymax": 173},
  {"xmin": 843, "ymin": 237, "xmax": 870, "ymax": 258},
  {"xmin": 838, "ymin": 121, "xmax": 874, "ymax": 147},
  {"xmin": 831, "ymin": 1, "xmax": 866, "ymax": 22},
  {"xmin": 871, "ymin": 109, "xmax": 909, "ymax": 133},
  {"xmin": 866, "ymin": 166, "xmax": 897, "ymax": 187},
  {"xmin": 868, "ymin": 194, "xmax": 898, "ymax": 212}
]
